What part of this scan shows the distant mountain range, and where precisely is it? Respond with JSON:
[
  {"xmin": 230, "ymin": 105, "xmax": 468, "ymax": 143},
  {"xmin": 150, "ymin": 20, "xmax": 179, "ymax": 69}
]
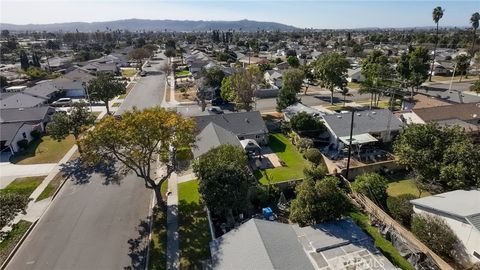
[{"xmin": 0, "ymin": 19, "xmax": 298, "ymax": 32}]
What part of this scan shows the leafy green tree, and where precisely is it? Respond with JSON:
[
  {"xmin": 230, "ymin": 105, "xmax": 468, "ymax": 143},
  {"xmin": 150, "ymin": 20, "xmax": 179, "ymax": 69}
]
[
  {"xmin": 352, "ymin": 172, "xmax": 389, "ymax": 207},
  {"xmin": 387, "ymin": 194, "xmax": 416, "ymax": 226},
  {"xmin": 290, "ymin": 112, "xmax": 326, "ymax": 137},
  {"xmin": 304, "ymin": 148, "xmax": 323, "ymax": 166},
  {"xmin": 86, "ymin": 73, "xmax": 126, "ymax": 114},
  {"xmin": 454, "ymin": 54, "xmax": 471, "ymax": 81},
  {"xmin": 411, "ymin": 214, "xmax": 460, "ymax": 260},
  {"xmin": 396, "ymin": 46, "xmax": 430, "ymax": 98},
  {"xmin": 201, "ymin": 66, "xmax": 225, "ymax": 88},
  {"xmin": 31, "ymin": 52, "xmax": 41, "ymax": 67},
  {"xmin": 287, "ymin": 55, "xmax": 300, "ymax": 68},
  {"xmin": 128, "ymin": 48, "xmax": 151, "ymax": 70},
  {"xmin": 193, "ymin": 145, "xmax": 251, "ymax": 219},
  {"xmin": 470, "ymin": 12, "xmax": 480, "ymax": 56},
  {"xmin": 313, "ymin": 52, "xmax": 350, "ymax": 104},
  {"xmin": 394, "ymin": 123, "xmax": 480, "ymax": 192},
  {"xmin": 220, "ymin": 66, "xmax": 261, "ymax": 111},
  {"xmin": 360, "ymin": 50, "xmax": 394, "ymax": 108},
  {"xmin": 81, "ymin": 107, "xmax": 197, "ymax": 205},
  {"xmin": 20, "ymin": 50, "xmax": 29, "ymax": 70},
  {"xmin": 302, "ymin": 64, "xmax": 315, "ymax": 94},
  {"xmin": 25, "ymin": 67, "xmax": 50, "ymax": 80},
  {"xmin": 303, "ymin": 165, "xmax": 327, "ymax": 181},
  {"xmin": 276, "ymin": 68, "xmax": 303, "ymax": 111},
  {"xmin": 0, "ymin": 193, "xmax": 30, "ymax": 228},
  {"xmin": 289, "ymin": 177, "xmax": 348, "ymax": 226},
  {"xmin": 47, "ymin": 102, "xmax": 95, "ymax": 152},
  {"xmin": 429, "ymin": 6, "xmax": 444, "ymax": 81}
]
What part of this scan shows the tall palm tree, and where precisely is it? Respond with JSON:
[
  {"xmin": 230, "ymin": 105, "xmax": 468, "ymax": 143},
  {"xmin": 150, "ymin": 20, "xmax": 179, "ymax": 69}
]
[
  {"xmin": 429, "ymin": 6, "xmax": 444, "ymax": 81},
  {"xmin": 470, "ymin": 12, "xmax": 480, "ymax": 56}
]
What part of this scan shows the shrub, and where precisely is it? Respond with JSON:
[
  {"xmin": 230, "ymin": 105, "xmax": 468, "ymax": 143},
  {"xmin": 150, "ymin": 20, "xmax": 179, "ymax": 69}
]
[
  {"xmin": 303, "ymin": 165, "xmax": 327, "ymax": 181},
  {"xmin": 387, "ymin": 194, "xmax": 416, "ymax": 227},
  {"xmin": 411, "ymin": 214, "xmax": 460, "ymax": 260},
  {"xmin": 352, "ymin": 172, "xmax": 388, "ymax": 207},
  {"xmin": 304, "ymin": 148, "xmax": 322, "ymax": 166},
  {"xmin": 290, "ymin": 112, "xmax": 326, "ymax": 138},
  {"xmin": 0, "ymin": 193, "xmax": 30, "ymax": 228},
  {"xmin": 296, "ymin": 137, "xmax": 313, "ymax": 152},
  {"xmin": 30, "ymin": 129, "xmax": 42, "ymax": 140},
  {"xmin": 17, "ymin": 139, "xmax": 29, "ymax": 150}
]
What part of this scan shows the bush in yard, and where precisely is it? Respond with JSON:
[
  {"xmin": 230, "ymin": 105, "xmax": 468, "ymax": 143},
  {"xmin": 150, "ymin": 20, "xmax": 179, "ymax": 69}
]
[
  {"xmin": 387, "ymin": 194, "xmax": 416, "ymax": 227},
  {"xmin": 411, "ymin": 214, "xmax": 460, "ymax": 260},
  {"xmin": 296, "ymin": 137, "xmax": 313, "ymax": 152},
  {"xmin": 304, "ymin": 148, "xmax": 323, "ymax": 166},
  {"xmin": 303, "ymin": 165, "xmax": 327, "ymax": 181},
  {"xmin": 30, "ymin": 129, "xmax": 42, "ymax": 140},
  {"xmin": 17, "ymin": 139, "xmax": 29, "ymax": 151},
  {"xmin": 290, "ymin": 112, "xmax": 326, "ymax": 138},
  {"xmin": 0, "ymin": 193, "xmax": 30, "ymax": 228},
  {"xmin": 289, "ymin": 177, "xmax": 348, "ymax": 226},
  {"xmin": 352, "ymin": 172, "xmax": 388, "ymax": 207}
]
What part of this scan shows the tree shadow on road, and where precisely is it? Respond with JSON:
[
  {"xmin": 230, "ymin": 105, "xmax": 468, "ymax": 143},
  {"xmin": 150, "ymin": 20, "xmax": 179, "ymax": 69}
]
[
  {"xmin": 60, "ymin": 157, "xmax": 122, "ymax": 185},
  {"xmin": 124, "ymin": 218, "xmax": 150, "ymax": 270}
]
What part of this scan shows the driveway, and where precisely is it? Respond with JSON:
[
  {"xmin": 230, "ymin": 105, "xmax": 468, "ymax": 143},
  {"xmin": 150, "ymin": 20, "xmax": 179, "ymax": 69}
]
[
  {"xmin": 116, "ymin": 53, "xmax": 167, "ymax": 115},
  {"xmin": 6, "ymin": 170, "xmax": 152, "ymax": 270}
]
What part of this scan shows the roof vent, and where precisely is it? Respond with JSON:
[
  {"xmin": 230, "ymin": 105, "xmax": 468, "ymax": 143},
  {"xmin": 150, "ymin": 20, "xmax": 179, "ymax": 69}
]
[
  {"xmin": 372, "ymin": 111, "xmax": 376, "ymax": 115},
  {"xmin": 357, "ymin": 113, "xmax": 361, "ymax": 116},
  {"xmin": 245, "ymin": 118, "xmax": 249, "ymax": 123},
  {"xmin": 18, "ymin": 108, "xmax": 24, "ymax": 111},
  {"xmin": 337, "ymin": 115, "xmax": 342, "ymax": 118}
]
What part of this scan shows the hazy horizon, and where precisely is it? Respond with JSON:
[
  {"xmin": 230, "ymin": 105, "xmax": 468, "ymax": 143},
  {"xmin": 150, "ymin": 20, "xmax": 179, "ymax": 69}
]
[{"xmin": 1, "ymin": 0, "xmax": 479, "ymax": 29}]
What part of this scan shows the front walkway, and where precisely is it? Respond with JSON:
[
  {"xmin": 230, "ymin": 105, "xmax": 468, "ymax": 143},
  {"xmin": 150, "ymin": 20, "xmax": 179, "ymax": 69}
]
[{"xmin": 166, "ymin": 172, "xmax": 180, "ymax": 270}]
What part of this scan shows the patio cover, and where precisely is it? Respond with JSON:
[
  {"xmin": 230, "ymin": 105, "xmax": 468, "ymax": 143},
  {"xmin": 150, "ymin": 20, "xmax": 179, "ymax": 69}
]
[
  {"xmin": 339, "ymin": 133, "xmax": 378, "ymax": 145},
  {"xmin": 240, "ymin": 139, "xmax": 261, "ymax": 151}
]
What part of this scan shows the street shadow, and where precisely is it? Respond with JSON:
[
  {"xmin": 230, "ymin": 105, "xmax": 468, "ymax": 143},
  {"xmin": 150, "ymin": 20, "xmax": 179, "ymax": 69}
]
[
  {"xmin": 124, "ymin": 218, "xmax": 150, "ymax": 270},
  {"xmin": 60, "ymin": 157, "xmax": 122, "ymax": 185}
]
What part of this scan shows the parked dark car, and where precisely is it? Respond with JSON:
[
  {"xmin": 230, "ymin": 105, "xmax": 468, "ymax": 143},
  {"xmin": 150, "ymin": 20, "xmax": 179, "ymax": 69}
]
[
  {"xmin": 211, "ymin": 97, "xmax": 226, "ymax": 106},
  {"xmin": 207, "ymin": 107, "xmax": 224, "ymax": 114}
]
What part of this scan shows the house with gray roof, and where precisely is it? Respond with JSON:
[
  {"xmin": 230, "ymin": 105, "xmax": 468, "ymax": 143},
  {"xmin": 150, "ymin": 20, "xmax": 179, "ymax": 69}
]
[
  {"xmin": 23, "ymin": 80, "xmax": 62, "ymax": 100},
  {"xmin": 193, "ymin": 111, "xmax": 268, "ymax": 158},
  {"xmin": 322, "ymin": 109, "xmax": 403, "ymax": 149},
  {"xmin": 410, "ymin": 190, "xmax": 480, "ymax": 265},
  {"xmin": 0, "ymin": 92, "xmax": 47, "ymax": 109},
  {"xmin": 208, "ymin": 218, "xmax": 396, "ymax": 270}
]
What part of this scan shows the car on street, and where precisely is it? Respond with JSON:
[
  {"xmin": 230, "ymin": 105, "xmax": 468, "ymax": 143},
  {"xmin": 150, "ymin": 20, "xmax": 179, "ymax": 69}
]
[
  {"xmin": 140, "ymin": 71, "xmax": 147, "ymax": 77},
  {"xmin": 207, "ymin": 107, "xmax": 224, "ymax": 114},
  {"xmin": 51, "ymin": 97, "xmax": 72, "ymax": 107}
]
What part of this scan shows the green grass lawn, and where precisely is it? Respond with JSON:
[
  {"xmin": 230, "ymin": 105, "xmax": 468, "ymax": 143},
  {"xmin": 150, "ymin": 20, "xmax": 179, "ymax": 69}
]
[
  {"xmin": 121, "ymin": 68, "xmax": 137, "ymax": 78},
  {"xmin": 10, "ymin": 135, "xmax": 75, "ymax": 165},
  {"xmin": 35, "ymin": 172, "xmax": 66, "ymax": 202},
  {"xmin": 1, "ymin": 176, "xmax": 45, "ymax": 197},
  {"xmin": 255, "ymin": 133, "xmax": 310, "ymax": 184},
  {"xmin": 178, "ymin": 180, "xmax": 211, "ymax": 269},
  {"xmin": 387, "ymin": 179, "xmax": 431, "ymax": 198},
  {"xmin": 0, "ymin": 220, "xmax": 32, "ymax": 265},
  {"xmin": 148, "ymin": 206, "xmax": 167, "ymax": 270},
  {"xmin": 111, "ymin": 102, "xmax": 121, "ymax": 107},
  {"xmin": 349, "ymin": 211, "xmax": 415, "ymax": 270},
  {"xmin": 175, "ymin": 70, "xmax": 191, "ymax": 77}
]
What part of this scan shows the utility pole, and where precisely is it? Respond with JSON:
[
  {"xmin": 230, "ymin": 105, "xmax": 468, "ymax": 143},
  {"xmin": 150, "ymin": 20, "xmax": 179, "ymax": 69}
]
[{"xmin": 345, "ymin": 109, "xmax": 355, "ymax": 180}]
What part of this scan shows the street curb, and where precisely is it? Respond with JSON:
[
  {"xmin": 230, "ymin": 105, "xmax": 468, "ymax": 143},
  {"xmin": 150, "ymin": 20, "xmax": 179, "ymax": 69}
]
[{"xmin": 0, "ymin": 220, "xmax": 38, "ymax": 270}]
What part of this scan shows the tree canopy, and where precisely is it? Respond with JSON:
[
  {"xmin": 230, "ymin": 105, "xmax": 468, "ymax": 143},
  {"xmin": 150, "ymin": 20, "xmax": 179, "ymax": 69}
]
[
  {"xmin": 394, "ymin": 123, "xmax": 480, "ymax": 193},
  {"xmin": 290, "ymin": 111, "xmax": 326, "ymax": 137},
  {"xmin": 287, "ymin": 55, "xmax": 300, "ymax": 68},
  {"xmin": 220, "ymin": 66, "xmax": 261, "ymax": 111},
  {"xmin": 351, "ymin": 172, "xmax": 389, "ymax": 207},
  {"xmin": 193, "ymin": 145, "xmax": 251, "ymax": 218},
  {"xmin": 81, "ymin": 107, "xmax": 197, "ymax": 205},
  {"xmin": 276, "ymin": 68, "xmax": 303, "ymax": 111},
  {"xmin": 396, "ymin": 46, "xmax": 430, "ymax": 97},
  {"xmin": 87, "ymin": 73, "xmax": 126, "ymax": 114},
  {"xmin": 289, "ymin": 177, "xmax": 348, "ymax": 226},
  {"xmin": 313, "ymin": 52, "xmax": 350, "ymax": 104},
  {"xmin": 128, "ymin": 48, "xmax": 151, "ymax": 69}
]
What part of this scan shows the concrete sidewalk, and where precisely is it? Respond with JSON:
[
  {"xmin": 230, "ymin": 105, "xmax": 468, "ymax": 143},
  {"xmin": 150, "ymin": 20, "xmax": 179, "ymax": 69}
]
[
  {"xmin": 0, "ymin": 163, "xmax": 57, "ymax": 188},
  {"xmin": 166, "ymin": 172, "xmax": 180, "ymax": 270}
]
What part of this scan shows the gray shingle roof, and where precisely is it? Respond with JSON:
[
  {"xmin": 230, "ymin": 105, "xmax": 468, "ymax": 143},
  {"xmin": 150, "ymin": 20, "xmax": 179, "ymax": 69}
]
[
  {"xmin": 194, "ymin": 111, "xmax": 268, "ymax": 137},
  {"xmin": 322, "ymin": 109, "xmax": 404, "ymax": 137},
  {"xmin": 410, "ymin": 190, "xmax": 480, "ymax": 219},
  {"xmin": 193, "ymin": 122, "xmax": 242, "ymax": 158},
  {"xmin": 0, "ymin": 92, "xmax": 47, "ymax": 109},
  {"xmin": 0, "ymin": 106, "xmax": 53, "ymax": 124},
  {"xmin": 23, "ymin": 81, "xmax": 61, "ymax": 99},
  {"xmin": 0, "ymin": 122, "xmax": 24, "ymax": 145}
]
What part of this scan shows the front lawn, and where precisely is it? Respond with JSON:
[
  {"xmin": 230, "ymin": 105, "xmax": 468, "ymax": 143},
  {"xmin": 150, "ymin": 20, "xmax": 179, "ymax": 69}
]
[
  {"xmin": 387, "ymin": 179, "xmax": 430, "ymax": 198},
  {"xmin": 10, "ymin": 135, "xmax": 75, "ymax": 165},
  {"xmin": 0, "ymin": 220, "xmax": 32, "ymax": 265},
  {"xmin": 1, "ymin": 176, "xmax": 45, "ymax": 197},
  {"xmin": 35, "ymin": 172, "xmax": 65, "ymax": 202},
  {"xmin": 256, "ymin": 133, "xmax": 310, "ymax": 184},
  {"xmin": 178, "ymin": 180, "xmax": 211, "ymax": 269},
  {"xmin": 112, "ymin": 102, "xmax": 121, "ymax": 107},
  {"xmin": 175, "ymin": 70, "xmax": 191, "ymax": 77},
  {"xmin": 121, "ymin": 68, "xmax": 137, "ymax": 78},
  {"xmin": 349, "ymin": 211, "xmax": 415, "ymax": 270}
]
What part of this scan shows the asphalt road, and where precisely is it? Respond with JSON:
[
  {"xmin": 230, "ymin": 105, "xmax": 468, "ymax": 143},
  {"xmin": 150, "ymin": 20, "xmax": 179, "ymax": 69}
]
[
  {"xmin": 116, "ymin": 52, "xmax": 167, "ymax": 114},
  {"xmin": 6, "ymin": 170, "xmax": 152, "ymax": 270}
]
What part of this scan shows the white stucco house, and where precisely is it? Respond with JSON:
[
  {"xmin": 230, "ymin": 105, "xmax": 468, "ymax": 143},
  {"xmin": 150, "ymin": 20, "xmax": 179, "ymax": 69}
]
[{"xmin": 410, "ymin": 190, "xmax": 480, "ymax": 266}]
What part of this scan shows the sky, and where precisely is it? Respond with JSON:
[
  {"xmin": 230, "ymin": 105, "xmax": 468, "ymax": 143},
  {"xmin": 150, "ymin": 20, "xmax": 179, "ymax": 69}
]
[{"xmin": 1, "ymin": 0, "xmax": 479, "ymax": 29}]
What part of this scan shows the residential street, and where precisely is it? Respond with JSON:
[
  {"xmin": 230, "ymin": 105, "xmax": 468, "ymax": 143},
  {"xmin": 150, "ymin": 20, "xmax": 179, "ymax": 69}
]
[
  {"xmin": 116, "ymin": 52, "xmax": 167, "ymax": 115},
  {"xmin": 6, "ymin": 172, "xmax": 152, "ymax": 270}
]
